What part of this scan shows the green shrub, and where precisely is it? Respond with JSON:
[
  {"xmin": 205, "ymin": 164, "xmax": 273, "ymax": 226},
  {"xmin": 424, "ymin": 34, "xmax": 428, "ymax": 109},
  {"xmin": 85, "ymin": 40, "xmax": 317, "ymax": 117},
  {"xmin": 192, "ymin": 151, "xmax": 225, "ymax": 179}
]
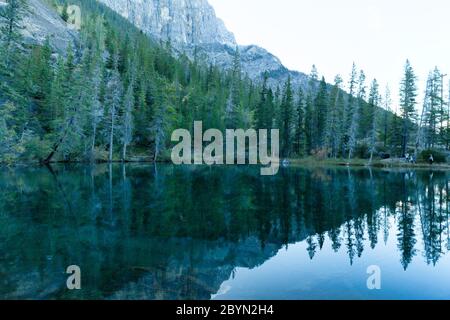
[
  {"xmin": 419, "ymin": 149, "xmax": 447, "ymax": 163},
  {"xmin": 355, "ymin": 143, "xmax": 370, "ymax": 159}
]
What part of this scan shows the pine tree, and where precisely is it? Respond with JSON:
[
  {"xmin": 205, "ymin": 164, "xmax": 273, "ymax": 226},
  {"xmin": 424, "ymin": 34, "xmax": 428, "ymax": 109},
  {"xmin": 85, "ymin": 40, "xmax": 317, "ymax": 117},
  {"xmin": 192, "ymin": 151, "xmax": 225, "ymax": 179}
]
[
  {"xmin": 134, "ymin": 77, "xmax": 153, "ymax": 148},
  {"xmin": 348, "ymin": 70, "xmax": 366, "ymax": 159},
  {"xmin": 225, "ymin": 47, "xmax": 242, "ymax": 128},
  {"xmin": 0, "ymin": 102, "xmax": 23, "ymax": 162},
  {"xmin": 150, "ymin": 82, "xmax": 176, "ymax": 162},
  {"xmin": 304, "ymin": 94, "xmax": 314, "ymax": 155},
  {"xmin": 28, "ymin": 38, "xmax": 53, "ymax": 132},
  {"xmin": 279, "ymin": 77, "xmax": 295, "ymax": 158},
  {"xmin": 86, "ymin": 16, "xmax": 107, "ymax": 160},
  {"xmin": 428, "ymin": 67, "xmax": 443, "ymax": 148},
  {"xmin": 343, "ymin": 63, "xmax": 358, "ymax": 156},
  {"xmin": 0, "ymin": 0, "xmax": 28, "ymax": 66},
  {"xmin": 356, "ymin": 70, "xmax": 367, "ymax": 125},
  {"xmin": 294, "ymin": 88, "xmax": 306, "ymax": 157},
  {"xmin": 255, "ymin": 72, "xmax": 269, "ymax": 130},
  {"xmin": 302, "ymin": 65, "xmax": 319, "ymax": 154},
  {"xmin": 121, "ymin": 55, "xmax": 137, "ymax": 161},
  {"xmin": 367, "ymin": 79, "xmax": 379, "ymax": 163},
  {"xmin": 309, "ymin": 65, "xmax": 319, "ymax": 92},
  {"xmin": 105, "ymin": 53, "xmax": 123, "ymax": 162},
  {"xmin": 314, "ymin": 77, "xmax": 329, "ymax": 150},
  {"xmin": 325, "ymin": 75, "xmax": 344, "ymax": 158},
  {"xmin": 48, "ymin": 56, "xmax": 69, "ymax": 131},
  {"xmin": 381, "ymin": 85, "xmax": 392, "ymax": 148},
  {"xmin": 399, "ymin": 60, "xmax": 417, "ymax": 156},
  {"xmin": 389, "ymin": 114, "xmax": 403, "ymax": 156}
]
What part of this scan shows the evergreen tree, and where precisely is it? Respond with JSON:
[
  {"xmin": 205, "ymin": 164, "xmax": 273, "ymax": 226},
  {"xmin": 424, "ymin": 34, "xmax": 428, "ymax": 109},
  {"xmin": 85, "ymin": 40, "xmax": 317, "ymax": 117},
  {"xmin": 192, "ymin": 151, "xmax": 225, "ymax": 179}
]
[
  {"xmin": 356, "ymin": 71, "xmax": 367, "ymax": 121},
  {"xmin": 304, "ymin": 94, "xmax": 314, "ymax": 155},
  {"xmin": 309, "ymin": 64, "xmax": 319, "ymax": 91},
  {"xmin": 314, "ymin": 77, "xmax": 328, "ymax": 150},
  {"xmin": 367, "ymin": 79, "xmax": 379, "ymax": 163},
  {"xmin": 0, "ymin": 102, "xmax": 23, "ymax": 162},
  {"xmin": 381, "ymin": 85, "xmax": 392, "ymax": 148},
  {"xmin": 226, "ymin": 47, "xmax": 242, "ymax": 128},
  {"xmin": 399, "ymin": 60, "xmax": 417, "ymax": 156},
  {"xmin": 121, "ymin": 63, "xmax": 136, "ymax": 161},
  {"xmin": 303, "ymin": 65, "xmax": 319, "ymax": 154},
  {"xmin": 425, "ymin": 67, "xmax": 443, "ymax": 148},
  {"xmin": 325, "ymin": 75, "xmax": 344, "ymax": 158},
  {"xmin": 150, "ymin": 81, "xmax": 176, "ymax": 162},
  {"xmin": 294, "ymin": 88, "xmax": 306, "ymax": 157},
  {"xmin": 389, "ymin": 114, "xmax": 403, "ymax": 156},
  {"xmin": 105, "ymin": 53, "xmax": 123, "ymax": 162},
  {"xmin": 279, "ymin": 77, "xmax": 295, "ymax": 158},
  {"xmin": 86, "ymin": 16, "xmax": 107, "ymax": 160},
  {"xmin": 348, "ymin": 70, "xmax": 366, "ymax": 159},
  {"xmin": 255, "ymin": 72, "xmax": 269, "ymax": 130},
  {"xmin": 48, "ymin": 55, "xmax": 70, "ymax": 131},
  {"xmin": 28, "ymin": 39, "xmax": 53, "ymax": 132},
  {"xmin": 0, "ymin": 0, "xmax": 28, "ymax": 65},
  {"xmin": 343, "ymin": 63, "xmax": 358, "ymax": 156}
]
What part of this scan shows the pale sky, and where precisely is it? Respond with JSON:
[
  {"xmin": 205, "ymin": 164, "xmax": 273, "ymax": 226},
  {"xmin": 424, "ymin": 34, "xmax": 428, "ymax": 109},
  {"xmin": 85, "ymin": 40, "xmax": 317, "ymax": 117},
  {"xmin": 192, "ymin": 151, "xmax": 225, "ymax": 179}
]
[{"xmin": 209, "ymin": 0, "xmax": 450, "ymax": 110}]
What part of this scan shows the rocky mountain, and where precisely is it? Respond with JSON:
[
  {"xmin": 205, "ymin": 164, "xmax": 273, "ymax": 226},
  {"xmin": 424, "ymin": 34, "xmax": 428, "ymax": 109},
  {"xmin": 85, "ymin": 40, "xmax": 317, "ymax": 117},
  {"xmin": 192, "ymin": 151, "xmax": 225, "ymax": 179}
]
[
  {"xmin": 98, "ymin": 0, "xmax": 310, "ymax": 90},
  {"xmin": 97, "ymin": 0, "xmax": 236, "ymax": 47}
]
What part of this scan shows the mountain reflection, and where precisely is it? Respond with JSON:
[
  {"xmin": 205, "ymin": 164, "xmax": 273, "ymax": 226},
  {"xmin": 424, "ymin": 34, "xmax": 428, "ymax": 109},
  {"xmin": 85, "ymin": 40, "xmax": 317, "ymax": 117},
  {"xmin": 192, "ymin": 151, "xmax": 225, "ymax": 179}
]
[{"xmin": 0, "ymin": 165, "xmax": 448, "ymax": 299}]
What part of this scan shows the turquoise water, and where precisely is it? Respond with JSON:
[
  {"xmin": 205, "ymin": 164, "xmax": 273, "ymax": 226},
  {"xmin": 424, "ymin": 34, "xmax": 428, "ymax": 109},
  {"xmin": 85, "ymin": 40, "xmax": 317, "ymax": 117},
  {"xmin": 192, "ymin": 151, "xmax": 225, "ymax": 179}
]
[{"xmin": 0, "ymin": 164, "xmax": 449, "ymax": 299}]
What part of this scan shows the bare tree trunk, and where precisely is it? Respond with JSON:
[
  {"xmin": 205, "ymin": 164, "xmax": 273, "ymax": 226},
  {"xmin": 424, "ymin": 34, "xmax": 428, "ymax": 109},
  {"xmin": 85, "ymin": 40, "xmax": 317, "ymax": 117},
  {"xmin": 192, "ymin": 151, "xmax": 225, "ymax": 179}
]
[
  {"xmin": 91, "ymin": 122, "xmax": 97, "ymax": 162},
  {"xmin": 122, "ymin": 143, "xmax": 127, "ymax": 162},
  {"xmin": 153, "ymin": 143, "xmax": 159, "ymax": 162},
  {"xmin": 109, "ymin": 108, "xmax": 115, "ymax": 162}
]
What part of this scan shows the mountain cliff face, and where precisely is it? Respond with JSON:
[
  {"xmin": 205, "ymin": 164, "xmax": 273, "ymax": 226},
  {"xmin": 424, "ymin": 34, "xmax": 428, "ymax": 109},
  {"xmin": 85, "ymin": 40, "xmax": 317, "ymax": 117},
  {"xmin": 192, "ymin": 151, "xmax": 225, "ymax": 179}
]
[
  {"xmin": 98, "ymin": 0, "xmax": 236, "ymax": 47},
  {"xmin": 98, "ymin": 0, "xmax": 310, "ymax": 90}
]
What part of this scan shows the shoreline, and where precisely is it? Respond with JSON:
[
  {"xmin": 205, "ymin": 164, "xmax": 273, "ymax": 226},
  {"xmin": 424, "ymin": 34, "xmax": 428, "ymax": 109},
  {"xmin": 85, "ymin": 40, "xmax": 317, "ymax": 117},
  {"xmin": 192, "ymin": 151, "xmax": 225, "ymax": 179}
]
[{"xmin": 1, "ymin": 158, "xmax": 449, "ymax": 171}]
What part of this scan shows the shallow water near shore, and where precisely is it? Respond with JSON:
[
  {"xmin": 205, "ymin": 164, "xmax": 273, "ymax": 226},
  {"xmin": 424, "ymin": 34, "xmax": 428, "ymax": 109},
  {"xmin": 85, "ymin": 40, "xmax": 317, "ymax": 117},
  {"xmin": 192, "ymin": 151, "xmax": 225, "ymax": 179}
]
[{"xmin": 0, "ymin": 164, "xmax": 449, "ymax": 300}]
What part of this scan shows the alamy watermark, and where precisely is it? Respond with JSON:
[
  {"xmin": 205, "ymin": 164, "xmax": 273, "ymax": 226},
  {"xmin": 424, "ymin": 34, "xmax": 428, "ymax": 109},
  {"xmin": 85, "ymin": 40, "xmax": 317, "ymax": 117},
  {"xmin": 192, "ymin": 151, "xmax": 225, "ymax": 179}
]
[
  {"xmin": 367, "ymin": 265, "xmax": 381, "ymax": 290},
  {"xmin": 171, "ymin": 121, "xmax": 280, "ymax": 176},
  {"xmin": 66, "ymin": 265, "xmax": 81, "ymax": 290}
]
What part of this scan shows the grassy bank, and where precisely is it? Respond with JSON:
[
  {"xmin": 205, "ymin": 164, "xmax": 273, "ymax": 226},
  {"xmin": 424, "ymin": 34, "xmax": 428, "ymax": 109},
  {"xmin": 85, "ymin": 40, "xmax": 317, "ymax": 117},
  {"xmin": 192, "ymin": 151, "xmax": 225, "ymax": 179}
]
[{"xmin": 288, "ymin": 157, "xmax": 450, "ymax": 170}]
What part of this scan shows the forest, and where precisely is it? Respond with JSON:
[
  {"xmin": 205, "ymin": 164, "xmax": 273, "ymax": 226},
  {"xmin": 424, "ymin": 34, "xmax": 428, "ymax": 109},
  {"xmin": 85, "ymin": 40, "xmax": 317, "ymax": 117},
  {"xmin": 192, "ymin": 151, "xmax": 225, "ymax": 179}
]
[{"xmin": 0, "ymin": 0, "xmax": 449, "ymax": 165}]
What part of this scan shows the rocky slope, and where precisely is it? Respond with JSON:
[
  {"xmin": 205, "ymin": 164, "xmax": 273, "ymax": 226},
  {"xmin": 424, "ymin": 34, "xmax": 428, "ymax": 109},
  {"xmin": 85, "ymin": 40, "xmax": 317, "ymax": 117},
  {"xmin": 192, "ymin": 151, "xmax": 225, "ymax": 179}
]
[
  {"xmin": 18, "ymin": 0, "xmax": 78, "ymax": 53},
  {"xmin": 98, "ymin": 0, "xmax": 310, "ymax": 90}
]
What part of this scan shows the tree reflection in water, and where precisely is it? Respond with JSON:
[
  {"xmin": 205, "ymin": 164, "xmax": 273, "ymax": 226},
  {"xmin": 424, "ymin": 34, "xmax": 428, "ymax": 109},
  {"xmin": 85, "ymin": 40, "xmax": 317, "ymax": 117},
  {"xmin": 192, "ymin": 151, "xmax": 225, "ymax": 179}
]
[{"xmin": 0, "ymin": 165, "xmax": 448, "ymax": 299}]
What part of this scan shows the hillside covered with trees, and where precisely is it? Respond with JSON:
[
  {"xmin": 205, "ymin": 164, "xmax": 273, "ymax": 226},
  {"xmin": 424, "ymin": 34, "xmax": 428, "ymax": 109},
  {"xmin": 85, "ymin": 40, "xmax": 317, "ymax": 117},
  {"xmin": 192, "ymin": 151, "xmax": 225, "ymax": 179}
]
[{"xmin": 0, "ymin": 0, "xmax": 449, "ymax": 164}]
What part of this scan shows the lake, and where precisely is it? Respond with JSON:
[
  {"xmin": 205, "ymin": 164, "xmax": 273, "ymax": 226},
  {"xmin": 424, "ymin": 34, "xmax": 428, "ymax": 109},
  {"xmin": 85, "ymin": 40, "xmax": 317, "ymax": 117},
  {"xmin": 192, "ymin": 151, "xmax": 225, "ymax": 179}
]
[{"xmin": 0, "ymin": 164, "xmax": 449, "ymax": 300}]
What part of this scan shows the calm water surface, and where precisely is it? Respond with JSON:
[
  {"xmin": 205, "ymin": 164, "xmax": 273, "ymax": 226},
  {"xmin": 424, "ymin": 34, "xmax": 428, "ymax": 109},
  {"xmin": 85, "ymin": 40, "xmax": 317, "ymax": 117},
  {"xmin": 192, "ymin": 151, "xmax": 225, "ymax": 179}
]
[{"xmin": 0, "ymin": 164, "xmax": 449, "ymax": 300}]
